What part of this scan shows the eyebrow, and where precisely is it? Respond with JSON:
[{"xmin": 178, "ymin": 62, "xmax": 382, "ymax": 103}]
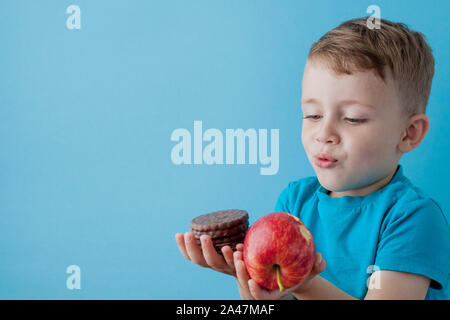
[{"xmin": 301, "ymin": 98, "xmax": 375, "ymax": 109}]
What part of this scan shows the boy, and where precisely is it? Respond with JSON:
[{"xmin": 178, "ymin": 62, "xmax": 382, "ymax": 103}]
[{"xmin": 175, "ymin": 17, "xmax": 450, "ymax": 299}]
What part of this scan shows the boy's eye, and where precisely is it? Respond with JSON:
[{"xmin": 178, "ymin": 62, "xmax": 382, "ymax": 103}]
[
  {"xmin": 303, "ymin": 115, "xmax": 367, "ymax": 124},
  {"xmin": 303, "ymin": 115, "xmax": 322, "ymax": 120},
  {"xmin": 345, "ymin": 118, "xmax": 367, "ymax": 124}
]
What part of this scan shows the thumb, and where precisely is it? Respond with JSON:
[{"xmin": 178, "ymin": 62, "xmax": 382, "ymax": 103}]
[{"xmin": 311, "ymin": 253, "xmax": 326, "ymax": 276}]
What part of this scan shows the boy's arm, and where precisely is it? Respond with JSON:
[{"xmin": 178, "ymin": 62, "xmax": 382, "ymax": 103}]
[
  {"xmin": 364, "ymin": 270, "xmax": 430, "ymax": 300},
  {"xmin": 292, "ymin": 276, "xmax": 358, "ymax": 300},
  {"xmin": 293, "ymin": 271, "xmax": 430, "ymax": 300}
]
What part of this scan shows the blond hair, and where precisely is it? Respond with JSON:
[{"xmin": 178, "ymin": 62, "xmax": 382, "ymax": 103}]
[{"xmin": 308, "ymin": 17, "xmax": 435, "ymax": 117}]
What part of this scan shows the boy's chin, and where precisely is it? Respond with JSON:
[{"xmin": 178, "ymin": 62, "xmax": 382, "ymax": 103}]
[{"xmin": 316, "ymin": 176, "xmax": 347, "ymax": 194}]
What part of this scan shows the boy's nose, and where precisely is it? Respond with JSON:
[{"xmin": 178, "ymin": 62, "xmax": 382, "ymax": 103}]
[
  {"xmin": 315, "ymin": 134, "xmax": 339, "ymax": 144},
  {"xmin": 315, "ymin": 123, "xmax": 339, "ymax": 144}
]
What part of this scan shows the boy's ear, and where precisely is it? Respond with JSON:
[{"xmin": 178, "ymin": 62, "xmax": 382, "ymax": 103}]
[{"xmin": 398, "ymin": 114, "xmax": 430, "ymax": 153}]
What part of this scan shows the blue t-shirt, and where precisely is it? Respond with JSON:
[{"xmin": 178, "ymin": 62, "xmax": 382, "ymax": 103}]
[{"xmin": 274, "ymin": 164, "xmax": 450, "ymax": 300}]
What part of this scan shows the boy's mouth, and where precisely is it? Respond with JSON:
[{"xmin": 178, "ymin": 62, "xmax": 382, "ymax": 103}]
[{"xmin": 314, "ymin": 155, "xmax": 338, "ymax": 168}]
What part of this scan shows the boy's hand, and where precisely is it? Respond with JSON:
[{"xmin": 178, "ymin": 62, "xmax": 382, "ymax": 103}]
[
  {"xmin": 175, "ymin": 232, "xmax": 243, "ymax": 276},
  {"xmin": 234, "ymin": 250, "xmax": 326, "ymax": 300}
]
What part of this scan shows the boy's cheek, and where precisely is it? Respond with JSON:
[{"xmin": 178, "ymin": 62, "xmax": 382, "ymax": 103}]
[
  {"xmin": 300, "ymin": 133, "xmax": 310, "ymax": 152},
  {"xmin": 349, "ymin": 145, "xmax": 395, "ymax": 183}
]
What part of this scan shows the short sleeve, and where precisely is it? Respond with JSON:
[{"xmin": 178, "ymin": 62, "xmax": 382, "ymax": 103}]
[
  {"xmin": 375, "ymin": 199, "xmax": 450, "ymax": 289},
  {"xmin": 274, "ymin": 183, "xmax": 291, "ymax": 213}
]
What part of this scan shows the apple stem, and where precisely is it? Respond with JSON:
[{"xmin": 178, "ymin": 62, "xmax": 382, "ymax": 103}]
[{"xmin": 275, "ymin": 265, "xmax": 284, "ymax": 292}]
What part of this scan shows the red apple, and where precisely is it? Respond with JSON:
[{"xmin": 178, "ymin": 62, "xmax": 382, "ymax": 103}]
[{"xmin": 243, "ymin": 212, "xmax": 315, "ymax": 291}]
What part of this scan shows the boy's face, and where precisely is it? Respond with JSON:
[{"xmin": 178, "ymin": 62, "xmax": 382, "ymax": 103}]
[{"xmin": 301, "ymin": 59, "xmax": 404, "ymax": 197}]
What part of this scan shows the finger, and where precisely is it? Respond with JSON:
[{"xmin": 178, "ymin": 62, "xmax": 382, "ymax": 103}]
[
  {"xmin": 235, "ymin": 243, "xmax": 244, "ymax": 251},
  {"xmin": 234, "ymin": 251, "xmax": 250, "ymax": 291},
  {"xmin": 312, "ymin": 253, "xmax": 326, "ymax": 275},
  {"xmin": 234, "ymin": 257, "xmax": 254, "ymax": 300},
  {"xmin": 221, "ymin": 246, "xmax": 236, "ymax": 271},
  {"xmin": 248, "ymin": 279, "xmax": 284, "ymax": 300},
  {"xmin": 248, "ymin": 279, "xmax": 277, "ymax": 300},
  {"xmin": 184, "ymin": 232, "xmax": 208, "ymax": 267},
  {"xmin": 236, "ymin": 278, "xmax": 254, "ymax": 300},
  {"xmin": 201, "ymin": 235, "xmax": 230, "ymax": 272},
  {"xmin": 248, "ymin": 279, "xmax": 266, "ymax": 299},
  {"xmin": 175, "ymin": 233, "xmax": 191, "ymax": 261}
]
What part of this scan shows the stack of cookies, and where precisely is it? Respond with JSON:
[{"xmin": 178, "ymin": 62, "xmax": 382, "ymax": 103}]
[{"xmin": 190, "ymin": 209, "xmax": 249, "ymax": 255}]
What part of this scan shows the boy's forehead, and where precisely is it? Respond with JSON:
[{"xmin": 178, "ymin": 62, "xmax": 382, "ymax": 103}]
[{"xmin": 301, "ymin": 59, "xmax": 394, "ymax": 109}]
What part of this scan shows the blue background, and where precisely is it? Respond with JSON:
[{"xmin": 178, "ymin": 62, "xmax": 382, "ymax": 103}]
[{"xmin": 0, "ymin": 0, "xmax": 448, "ymax": 299}]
